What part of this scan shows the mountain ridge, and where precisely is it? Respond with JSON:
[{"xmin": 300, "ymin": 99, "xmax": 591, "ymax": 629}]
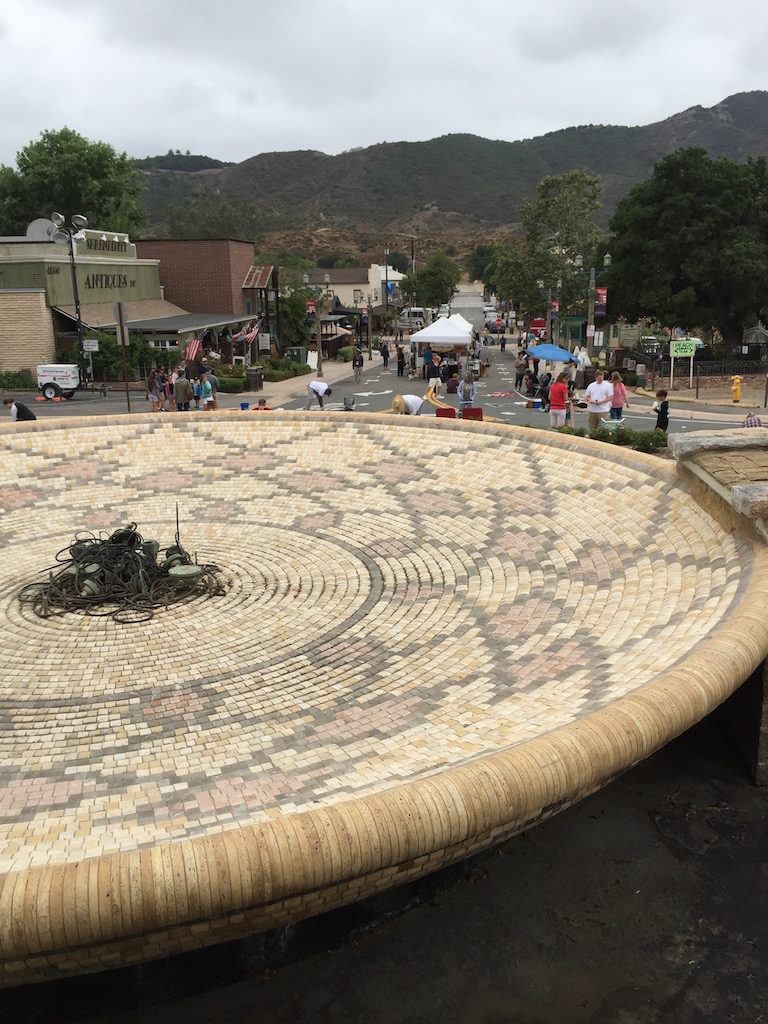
[{"xmin": 137, "ymin": 91, "xmax": 768, "ymax": 259}]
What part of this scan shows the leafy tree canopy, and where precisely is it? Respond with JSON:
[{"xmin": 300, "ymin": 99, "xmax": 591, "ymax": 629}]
[
  {"xmin": 520, "ymin": 168, "xmax": 603, "ymax": 262},
  {"xmin": 278, "ymin": 271, "xmax": 316, "ymax": 347},
  {"xmin": 608, "ymin": 148, "xmax": 768, "ymax": 346},
  {"xmin": 0, "ymin": 127, "xmax": 145, "ymax": 235},
  {"xmin": 388, "ymin": 251, "xmax": 409, "ymax": 274},
  {"xmin": 485, "ymin": 169, "xmax": 607, "ymax": 324},
  {"xmin": 402, "ymin": 252, "xmax": 461, "ymax": 307},
  {"xmin": 466, "ymin": 244, "xmax": 495, "ymax": 282},
  {"xmin": 166, "ymin": 186, "xmax": 260, "ymax": 240}
]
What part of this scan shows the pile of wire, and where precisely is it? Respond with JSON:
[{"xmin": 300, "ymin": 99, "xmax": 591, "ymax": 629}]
[{"xmin": 18, "ymin": 517, "xmax": 227, "ymax": 624}]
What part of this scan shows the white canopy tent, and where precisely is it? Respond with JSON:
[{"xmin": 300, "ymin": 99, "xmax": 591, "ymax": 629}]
[
  {"xmin": 410, "ymin": 317, "xmax": 470, "ymax": 347},
  {"xmin": 448, "ymin": 313, "xmax": 474, "ymax": 335}
]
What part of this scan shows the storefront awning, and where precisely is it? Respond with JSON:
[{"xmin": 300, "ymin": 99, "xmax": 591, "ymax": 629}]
[
  {"xmin": 54, "ymin": 302, "xmax": 250, "ymax": 335},
  {"xmin": 53, "ymin": 300, "xmax": 189, "ymax": 329}
]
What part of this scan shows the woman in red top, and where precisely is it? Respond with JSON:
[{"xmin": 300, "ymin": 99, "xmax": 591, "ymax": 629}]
[
  {"xmin": 610, "ymin": 371, "xmax": 630, "ymax": 420},
  {"xmin": 548, "ymin": 371, "xmax": 571, "ymax": 428}
]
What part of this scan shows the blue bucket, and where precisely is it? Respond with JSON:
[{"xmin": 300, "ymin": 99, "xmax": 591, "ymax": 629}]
[
  {"xmin": 240, "ymin": 402, "xmax": 250, "ymax": 411},
  {"xmin": 532, "ymin": 398, "xmax": 542, "ymax": 410}
]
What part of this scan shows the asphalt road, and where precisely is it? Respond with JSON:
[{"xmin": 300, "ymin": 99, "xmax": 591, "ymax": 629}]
[
  {"xmin": 2, "ymin": 349, "xmax": 756, "ymax": 434},
  {"xmin": 281, "ymin": 349, "xmax": 753, "ymax": 435}
]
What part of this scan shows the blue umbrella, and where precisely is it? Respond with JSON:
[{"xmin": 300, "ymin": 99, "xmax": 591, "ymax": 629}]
[{"xmin": 524, "ymin": 343, "xmax": 575, "ymax": 362}]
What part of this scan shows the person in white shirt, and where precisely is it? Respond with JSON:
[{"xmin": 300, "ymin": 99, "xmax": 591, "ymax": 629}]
[
  {"xmin": 391, "ymin": 394, "xmax": 423, "ymax": 415},
  {"xmin": 305, "ymin": 380, "xmax": 333, "ymax": 410},
  {"xmin": 584, "ymin": 370, "xmax": 614, "ymax": 432}
]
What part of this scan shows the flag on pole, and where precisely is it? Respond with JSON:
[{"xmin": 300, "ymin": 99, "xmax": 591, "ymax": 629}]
[{"xmin": 184, "ymin": 337, "xmax": 202, "ymax": 361}]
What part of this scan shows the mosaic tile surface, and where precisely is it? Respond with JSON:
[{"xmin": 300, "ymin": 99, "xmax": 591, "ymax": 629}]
[{"xmin": 1, "ymin": 413, "xmax": 767, "ymax": 983}]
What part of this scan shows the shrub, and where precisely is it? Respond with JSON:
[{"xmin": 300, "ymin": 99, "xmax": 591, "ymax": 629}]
[
  {"xmin": 216, "ymin": 376, "xmax": 245, "ymax": 393},
  {"xmin": 584, "ymin": 426, "xmax": 668, "ymax": 452},
  {"xmin": 0, "ymin": 369, "xmax": 35, "ymax": 390},
  {"xmin": 336, "ymin": 346, "xmax": 356, "ymax": 362},
  {"xmin": 261, "ymin": 358, "xmax": 311, "ymax": 382}
]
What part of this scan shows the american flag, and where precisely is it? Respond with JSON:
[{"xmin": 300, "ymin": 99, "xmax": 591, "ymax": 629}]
[
  {"xmin": 234, "ymin": 319, "xmax": 262, "ymax": 345},
  {"xmin": 184, "ymin": 336, "xmax": 202, "ymax": 361}
]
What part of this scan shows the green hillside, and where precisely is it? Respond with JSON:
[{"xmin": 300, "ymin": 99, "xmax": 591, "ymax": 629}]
[{"xmin": 136, "ymin": 91, "xmax": 768, "ymax": 241}]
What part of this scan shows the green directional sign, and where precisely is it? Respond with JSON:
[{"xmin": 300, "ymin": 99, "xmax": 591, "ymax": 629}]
[{"xmin": 671, "ymin": 339, "xmax": 695, "ymax": 357}]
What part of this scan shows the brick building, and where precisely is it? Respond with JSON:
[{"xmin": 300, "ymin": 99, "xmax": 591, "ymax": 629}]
[
  {"xmin": 0, "ymin": 289, "xmax": 56, "ymax": 372},
  {"xmin": 134, "ymin": 239, "xmax": 256, "ymax": 315}
]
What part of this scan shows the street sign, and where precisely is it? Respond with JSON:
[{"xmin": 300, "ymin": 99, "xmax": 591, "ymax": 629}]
[
  {"xmin": 82, "ymin": 338, "xmax": 99, "ymax": 353},
  {"xmin": 113, "ymin": 302, "xmax": 130, "ymax": 346},
  {"xmin": 671, "ymin": 339, "xmax": 695, "ymax": 357},
  {"xmin": 495, "ymin": 318, "xmax": 503, "ymax": 327}
]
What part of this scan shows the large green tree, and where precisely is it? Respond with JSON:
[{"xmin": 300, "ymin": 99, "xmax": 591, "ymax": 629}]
[
  {"xmin": 166, "ymin": 186, "xmax": 260, "ymax": 240},
  {"xmin": 608, "ymin": 148, "xmax": 768, "ymax": 347},
  {"xmin": 0, "ymin": 127, "xmax": 145, "ymax": 235},
  {"xmin": 401, "ymin": 252, "xmax": 461, "ymax": 307},
  {"xmin": 279, "ymin": 273, "xmax": 313, "ymax": 347},
  {"xmin": 485, "ymin": 169, "xmax": 606, "ymax": 325},
  {"xmin": 520, "ymin": 169, "xmax": 603, "ymax": 263}
]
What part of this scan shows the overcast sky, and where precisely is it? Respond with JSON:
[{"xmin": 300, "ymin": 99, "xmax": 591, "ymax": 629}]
[{"xmin": 1, "ymin": 0, "xmax": 766, "ymax": 167}]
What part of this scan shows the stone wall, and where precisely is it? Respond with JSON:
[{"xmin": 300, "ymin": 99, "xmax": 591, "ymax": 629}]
[{"xmin": 0, "ymin": 289, "xmax": 55, "ymax": 372}]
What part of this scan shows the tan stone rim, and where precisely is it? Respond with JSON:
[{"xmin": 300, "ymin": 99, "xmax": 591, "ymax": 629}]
[{"xmin": 2, "ymin": 413, "xmax": 767, "ymax": 975}]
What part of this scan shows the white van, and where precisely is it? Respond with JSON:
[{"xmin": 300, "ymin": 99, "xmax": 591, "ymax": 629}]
[
  {"xmin": 37, "ymin": 364, "xmax": 80, "ymax": 400},
  {"xmin": 398, "ymin": 307, "xmax": 428, "ymax": 330}
]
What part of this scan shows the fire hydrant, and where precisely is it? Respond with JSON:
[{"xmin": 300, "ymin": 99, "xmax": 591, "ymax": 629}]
[{"xmin": 731, "ymin": 375, "xmax": 742, "ymax": 403}]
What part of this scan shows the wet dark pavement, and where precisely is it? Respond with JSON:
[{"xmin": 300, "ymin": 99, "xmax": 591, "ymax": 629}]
[{"xmin": 4, "ymin": 703, "xmax": 767, "ymax": 1024}]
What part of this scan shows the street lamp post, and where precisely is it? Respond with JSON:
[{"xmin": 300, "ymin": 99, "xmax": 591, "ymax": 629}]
[
  {"xmin": 303, "ymin": 271, "xmax": 330, "ymax": 377},
  {"xmin": 537, "ymin": 278, "xmax": 562, "ymax": 346},
  {"xmin": 575, "ymin": 252, "xmax": 612, "ymax": 358},
  {"xmin": 367, "ymin": 293, "xmax": 373, "ymax": 361},
  {"xmin": 51, "ymin": 212, "xmax": 88, "ymax": 386},
  {"xmin": 384, "ymin": 246, "xmax": 390, "ymax": 313}
]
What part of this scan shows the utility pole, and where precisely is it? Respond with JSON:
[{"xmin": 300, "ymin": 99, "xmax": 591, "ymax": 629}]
[
  {"xmin": 384, "ymin": 246, "xmax": 390, "ymax": 313},
  {"xmin": 587, "ymin": 267, "xmax": 596, "ymax": 359},
  {"xmin": 367, "ymin": 294, "xmax": 372, "ymax": 361}
]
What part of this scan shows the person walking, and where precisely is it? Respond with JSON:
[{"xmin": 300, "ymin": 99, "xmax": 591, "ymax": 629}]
[
  {"xmin": 548, "ymin": 371, "xmax": 571, "ymax": 428},
  {"xmin": 584, "ymin": 369, "xmax": 614, "ymax": 432},
  {"xmin": 353, "ymin": 348, "xmax": 364, "ymax": 385},
  {"xmin": 146, "ymin": 370, "xmax": 162, "ymax": 413},
  {"xmin": 3, "ymin": 397, "xmax": 36, "ymax": 421},
  {"xmin": 425, "ymin": 353, "xmax": 442, "ymax": 398},
  {"xmin": 206, "ymin": 366, "xmax": 220, "ymax": 410},
  {"xmin": 379, "ymin": 339, "xmax": 390, "ymax": 370},
  {"xmin": 396, "ymin": 345, "xmax": 405, "ymax": 377},
  {"xmin": 514, "ymin": 353, "xmax": 527, "ymax": 391},
  {"xmin": 421, "ymin": 343, "xmax": 432, "ymax": 380},
  {"xmin": 458, "ymin": 375, "xmax": 476, "ymax": 417},
  {"xmin": 173, "ymin": 373, "xmax": 193, "ymax": 412},
  {"xmin": 653, "ymin": 390, "xmax": 669, "ymax": 431},
  {"xmin": 200, "ymin": 372, "xmax": 214, "ymax": 411},
  {"xmin": 610, "ymin": 371, "xmax": 630, "ymax": 420},
  {"xmin": 305, "ymin": 380, "xmax": 333, "ymax": 410}
]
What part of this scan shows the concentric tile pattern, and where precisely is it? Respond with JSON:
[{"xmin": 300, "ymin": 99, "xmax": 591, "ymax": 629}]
[{"xmin": 0, "ymin": 414, "xmax": 767, "ymax": 984}]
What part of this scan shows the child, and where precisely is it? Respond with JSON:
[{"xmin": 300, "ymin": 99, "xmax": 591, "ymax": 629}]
[
  {"xmin": 653, "ymin": 389, "xmax": 669, "ymax": 431},
  {"xmin": 192, "ymin": 377, "xmax": 202, "ymax": 410}
]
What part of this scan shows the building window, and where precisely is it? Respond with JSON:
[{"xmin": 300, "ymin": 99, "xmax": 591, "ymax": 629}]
[
  {"xmin": 612, "ymin": 324, "xmax": 619, "ymax": 339},
  {"xmin": 245, "ymin": 298, "xmax": 252, "ymax": 315},
  {"xmin": 353, "ymin": 289, "xmax": 363, "ymax": 303}
]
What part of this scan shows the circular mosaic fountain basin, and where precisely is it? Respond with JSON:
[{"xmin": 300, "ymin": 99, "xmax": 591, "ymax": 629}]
[{"xmin": 0, "ymin": 412, "xmax": 767, "ymax": 985}]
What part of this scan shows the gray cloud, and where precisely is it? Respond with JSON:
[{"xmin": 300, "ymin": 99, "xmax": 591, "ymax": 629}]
[{"xmin": 1, "ymin": 0, "xmax": 767, "ymax": 167}]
